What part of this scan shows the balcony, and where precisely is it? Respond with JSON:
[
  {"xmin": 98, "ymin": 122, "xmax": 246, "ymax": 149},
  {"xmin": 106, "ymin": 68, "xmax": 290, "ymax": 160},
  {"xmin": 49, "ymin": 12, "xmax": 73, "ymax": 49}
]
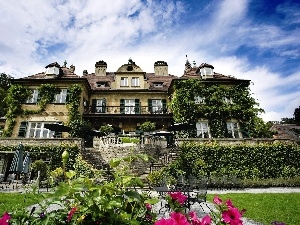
[{"xmin": 83, "ymin": 106, "xmax": 172, "ymax": 118}]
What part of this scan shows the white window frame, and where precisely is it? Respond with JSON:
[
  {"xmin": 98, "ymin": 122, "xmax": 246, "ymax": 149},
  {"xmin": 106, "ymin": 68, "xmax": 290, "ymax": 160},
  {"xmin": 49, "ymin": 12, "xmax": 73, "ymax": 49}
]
[
  {"xmin": 54, "ymin": 89, "xmax": 67, "ymax": 103},
  {"xmin": 194, "ymin": 96, "xmax": 205, "ymax": 104},
  {"xmin": 152, "ymin": 99, "xmax": 163, "ymax": 114},
  {"xmin": 27, "ymin": 122, "xmax": 56, "ymax": 138},
  {"xmin": 226, "ymin": 121, "xmax": 242, "ymax": 138},
  {"xmin": 201, "ymin": 67, "xmax": 213, "ymax": 75},
  {"xmin": 223, "ymin": 97, "xmax": 233, "ymax": 104},
  {"xmin": 96, "ymin": 99, "xmax": 106, "ymax": 113},
  {"xmin": 196, "ymin": 121, "xmax": 210, "ymax": 138},
  {"xmin": 125, "ymin": 99, "xmax": 135, "ymax": 114},
  {"xmin": 26, "ymin": 89, "xmax": 39, "ymax": 103},
  {"xmin": 131, "ymin": 77, "xmax": 140, "ymax": 87},
  {"xmin": 153, "ymin": 82, "xmax": 163, "ymax": 88},
  {"xmin": 120, "ymin": 77, "xmax": 128, "ymax": 87}
]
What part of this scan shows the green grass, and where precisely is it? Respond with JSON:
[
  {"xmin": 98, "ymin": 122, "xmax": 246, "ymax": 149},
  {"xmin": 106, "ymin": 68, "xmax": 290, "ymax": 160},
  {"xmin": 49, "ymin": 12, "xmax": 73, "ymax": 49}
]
[
  {"xmin": 120, "ymin": 137, "xmax": 140, "ymax": 143},
  {"xmin": 207, "ymin": 193, "xmax": 300, "ymax": 225},
  {"xmin": 0, "ymin": 192, "xmax": 52, "ymax": 215}
]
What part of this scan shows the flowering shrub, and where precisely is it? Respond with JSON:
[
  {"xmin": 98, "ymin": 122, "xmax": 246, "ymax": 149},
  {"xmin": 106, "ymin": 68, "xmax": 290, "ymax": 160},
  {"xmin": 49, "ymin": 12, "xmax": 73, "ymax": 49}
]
[{"xmin": 155, "ymin": 192, "xmax": 246, "ymax": 225}]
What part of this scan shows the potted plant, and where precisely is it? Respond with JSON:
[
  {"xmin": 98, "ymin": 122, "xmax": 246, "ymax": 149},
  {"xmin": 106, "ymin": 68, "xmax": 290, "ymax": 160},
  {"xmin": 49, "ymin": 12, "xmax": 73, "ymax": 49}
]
[{"xmin": 139, "ymin": 121, "xmax": 156, "ymax": 135}]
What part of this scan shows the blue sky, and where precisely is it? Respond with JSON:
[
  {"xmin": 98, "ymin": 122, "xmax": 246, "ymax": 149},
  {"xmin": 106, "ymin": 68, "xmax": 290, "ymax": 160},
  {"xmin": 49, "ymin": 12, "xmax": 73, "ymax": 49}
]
[{"xmin": 0, "ymin": 0, "xmax": 299, "ymax": 121}]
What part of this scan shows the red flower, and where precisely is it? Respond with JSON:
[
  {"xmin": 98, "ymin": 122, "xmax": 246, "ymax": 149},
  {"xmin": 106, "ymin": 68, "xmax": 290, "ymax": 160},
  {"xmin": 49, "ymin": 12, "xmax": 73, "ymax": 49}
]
[
  {"xmin": 225, "ymin": 199, "xmax": 235, "ymax": 208},
  {"xmin": 168, "ymin": 192, "xmax": 188, "ymax": 205},
  {"xmin": 0, "ymin": 212, "xmax": 11, "ymax": 225},
  {"xmin": 67, "ymin": 207, "xmax": 77, "ymax": 222},
  {"xmin": 200, "ymin": 215, "xmax": 212, "ymax": 225},
  {"xmin": 222, "ymin": 207, "xmax": 243, "ymax": 225},
  {"xmin": 213, "ymin": 196, "xmax": 223, "ymax": 205}
]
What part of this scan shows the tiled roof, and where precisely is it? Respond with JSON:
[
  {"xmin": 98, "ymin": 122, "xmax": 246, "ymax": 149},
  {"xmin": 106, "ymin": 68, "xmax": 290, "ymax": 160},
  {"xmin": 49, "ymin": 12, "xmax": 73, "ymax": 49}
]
[
  {"xmin": 21, "ymin": 66, "xmax": 80, "ymax": 79},
  {"xmin": 145, "ymin": 73, "xmax": 176, "ymax": 91},
  {"xmin": 83, "ymin": 73, "xmax": 115, "ymax": 90}
]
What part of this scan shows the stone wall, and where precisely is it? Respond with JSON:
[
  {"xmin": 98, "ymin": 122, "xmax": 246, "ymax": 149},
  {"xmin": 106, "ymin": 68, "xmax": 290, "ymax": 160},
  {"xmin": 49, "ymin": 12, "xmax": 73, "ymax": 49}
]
[{"xmin": 0, "ymin": 138, "xmax": 82, "ymax": 149}]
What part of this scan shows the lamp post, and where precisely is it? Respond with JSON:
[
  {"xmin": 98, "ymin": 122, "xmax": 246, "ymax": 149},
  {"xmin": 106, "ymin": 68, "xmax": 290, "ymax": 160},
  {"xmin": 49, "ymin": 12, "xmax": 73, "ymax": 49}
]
[{"xmin": 62, "ymin": 150, "xmax": 69, "ymax": 180}]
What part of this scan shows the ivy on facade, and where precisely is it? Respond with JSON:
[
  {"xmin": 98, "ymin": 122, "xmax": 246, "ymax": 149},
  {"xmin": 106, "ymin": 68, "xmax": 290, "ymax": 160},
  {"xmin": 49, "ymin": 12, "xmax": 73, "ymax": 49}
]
[
  {"xmin": 66, "ymin": 84, "xmax": 89, "ymax": 138},
  {"xmin": 169, "ymin": 79, "xmax": 264, "ymax": 138}
]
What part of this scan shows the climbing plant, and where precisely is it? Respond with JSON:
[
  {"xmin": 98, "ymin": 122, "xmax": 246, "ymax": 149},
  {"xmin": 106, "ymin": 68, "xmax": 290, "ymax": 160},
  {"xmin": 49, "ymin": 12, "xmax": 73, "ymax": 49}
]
[
  {"xmin": 169, "ymin": 79, "xmax": 264, "ymax": 138},
  {"xmin": 2, "ymin": 85, "xmax": 31, "ymax": 137},
  {"xmin": 66, "ymin": 84, "xmax": 89, "ymax": 138},
  {"xmin": 2, "ymin": 84, "xmax": 61, "ymax": 137}
]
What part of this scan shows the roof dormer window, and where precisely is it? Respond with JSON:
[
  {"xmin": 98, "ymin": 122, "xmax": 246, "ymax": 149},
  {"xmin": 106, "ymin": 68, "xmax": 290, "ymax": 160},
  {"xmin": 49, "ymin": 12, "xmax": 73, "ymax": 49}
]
[
  {"xmin": 45, "ymin": 66, "xmax": 60, "ymax": 75},
  {"xmin": 153, "ymin": 82, "xmax": 163, "ymax": 87},
  {"xmin": 201, "ymin": 67, "xmax": 213, "ymax": 76},
  {"xmin": 96, "ymin": 82, "xmax": 108, "ymax": 88}
]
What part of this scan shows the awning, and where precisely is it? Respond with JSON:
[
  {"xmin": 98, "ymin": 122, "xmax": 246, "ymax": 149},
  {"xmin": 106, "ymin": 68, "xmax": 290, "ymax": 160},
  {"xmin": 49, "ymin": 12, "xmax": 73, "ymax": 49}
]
[
  {"xmin": 9, "ymin": 143, "xmax": 24, "ymax": 174},
  {"xmin": 44, "ymin": 123, "xmax": 72, "ymax": 132},
  {"xmin": 167, "ymin": 123, "xmax": 195, "ymax": 131}
]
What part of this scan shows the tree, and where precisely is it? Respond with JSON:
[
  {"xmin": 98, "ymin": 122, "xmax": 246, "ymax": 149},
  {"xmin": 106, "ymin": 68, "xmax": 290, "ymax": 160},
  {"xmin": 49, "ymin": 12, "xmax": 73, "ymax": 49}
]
[
  {"xmin": 294, "ymin": 106, "xmax": 300, "ymax": 125},
  {"xmin": 0, "ymin": 73, "xmax": 12, "ymax": 117}
]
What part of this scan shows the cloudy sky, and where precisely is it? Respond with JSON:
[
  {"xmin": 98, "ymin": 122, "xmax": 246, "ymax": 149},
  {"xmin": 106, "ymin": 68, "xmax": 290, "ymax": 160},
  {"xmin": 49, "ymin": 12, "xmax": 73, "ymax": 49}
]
[{"xmin": 0, "ymin": 0, "xmax": 299, "ymax": 122}]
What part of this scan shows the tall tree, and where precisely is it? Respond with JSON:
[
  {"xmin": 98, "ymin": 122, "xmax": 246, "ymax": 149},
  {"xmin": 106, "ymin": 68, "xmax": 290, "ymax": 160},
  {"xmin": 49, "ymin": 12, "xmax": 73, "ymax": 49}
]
[
  {"xmin": 0, "ymin": 73, "xmax": 12, "ymax": 117},
  {"xmin": 294, "ymin": 106, "xmax": 300, "ymax": 125}
]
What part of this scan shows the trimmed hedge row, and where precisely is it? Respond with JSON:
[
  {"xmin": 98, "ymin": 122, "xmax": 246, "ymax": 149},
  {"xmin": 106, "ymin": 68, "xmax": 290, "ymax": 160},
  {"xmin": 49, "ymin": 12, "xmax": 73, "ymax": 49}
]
[
  {"xmin": 178, "ymin": 142, "xmax": 300, "ymax": 179},
  {"xmin": 0, "ymin": 144, "xmax": 80, "ymax": 171}
]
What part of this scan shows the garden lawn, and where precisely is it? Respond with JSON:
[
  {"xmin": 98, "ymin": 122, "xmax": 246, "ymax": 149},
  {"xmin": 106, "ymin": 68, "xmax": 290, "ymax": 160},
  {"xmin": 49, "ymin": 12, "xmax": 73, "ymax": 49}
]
[
  {"xmin": 207, "ymin": 193, "xmax": 300, "ymax": 225},
  {"xmin": 0, "ymin": 192, "xmax": 52, "ymax": 215}
]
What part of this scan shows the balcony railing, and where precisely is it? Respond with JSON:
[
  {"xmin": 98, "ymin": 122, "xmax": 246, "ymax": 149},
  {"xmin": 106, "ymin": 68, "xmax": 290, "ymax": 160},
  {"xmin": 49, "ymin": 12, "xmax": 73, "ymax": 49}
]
[{"xmin": 84, "ymin": 106, "xmax": 171, "ymax": 115}]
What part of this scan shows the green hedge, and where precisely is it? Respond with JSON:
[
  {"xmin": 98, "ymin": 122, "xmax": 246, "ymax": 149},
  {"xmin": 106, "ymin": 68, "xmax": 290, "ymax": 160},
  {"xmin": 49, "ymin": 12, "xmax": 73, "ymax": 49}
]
[
  {"xmin": 178, "ymin": 142, "xmax": 300, "ymax": 179},
  {"xmin": 0, "ymin": 144, "xmax": 80, "ymax": 171}
]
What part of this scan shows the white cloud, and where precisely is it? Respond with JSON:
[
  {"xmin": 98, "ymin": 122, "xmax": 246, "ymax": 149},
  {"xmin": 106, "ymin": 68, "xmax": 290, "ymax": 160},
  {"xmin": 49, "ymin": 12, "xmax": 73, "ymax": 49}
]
[{"xmin": 0, "ymin": 0, "xmax": 299, "ymax": 123}]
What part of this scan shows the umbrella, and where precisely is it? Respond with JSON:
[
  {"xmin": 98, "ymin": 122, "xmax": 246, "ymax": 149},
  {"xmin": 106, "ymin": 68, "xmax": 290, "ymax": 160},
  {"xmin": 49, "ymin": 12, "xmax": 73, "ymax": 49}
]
[
  {"xmin": 22, "ymin": 152, "xmax": 31, "ymax": 174},
  {"xmin": 44, "ymin": 123, "xmax": 71, "ymax": 132},
  {"xmin": 153, "ymin": 131, "xmax": 174, "ymax": 137},
  {"xmin": 167, "ymin": 123, "xmax": 195, "ymax": 131},
  {"xmin": 9, "ymin": 143, "xmax": 24, "ymax": 174}
]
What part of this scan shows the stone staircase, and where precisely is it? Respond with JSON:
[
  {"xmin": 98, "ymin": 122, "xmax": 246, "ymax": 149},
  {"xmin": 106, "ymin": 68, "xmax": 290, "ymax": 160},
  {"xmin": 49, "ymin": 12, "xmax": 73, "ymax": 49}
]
[{"xmin": 80, "ymin": 144, "xmax": 181, "ymax": 179}]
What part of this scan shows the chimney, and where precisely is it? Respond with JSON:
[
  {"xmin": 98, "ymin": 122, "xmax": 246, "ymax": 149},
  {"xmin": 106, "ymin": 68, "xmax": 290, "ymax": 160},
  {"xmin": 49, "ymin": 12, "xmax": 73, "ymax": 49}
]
[
  {"xmin": 83, "ymin": 70, "xmax": 88, "ymax": 76},
  {"xmin": 154, "ymin": 61, "xmax": 168, "ymax": 76},
  {"xmin": 95, "ymin": 60, "xmax": 107, "ymax": 76}
]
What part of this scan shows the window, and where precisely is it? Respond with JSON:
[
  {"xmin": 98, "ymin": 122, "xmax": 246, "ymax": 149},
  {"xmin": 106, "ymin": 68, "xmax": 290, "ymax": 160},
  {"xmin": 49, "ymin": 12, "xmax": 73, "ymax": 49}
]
[
  {"xmin": 27, "ymin": 122, "xmax": 56, "ymax": 138},
  {"xmin": 194, "ymin": 96, "xmax": 205, "ymax": 104},
  {"xmin": 153, "ymin": 82, "xmax": 163, "ymax": 87},
  {"xmin": 196, "ymin": 121, "xmax": 210, "ymax": 138},
  {"xmin": 26, "ymin": 89, "xmax": 39, "ymax": 103},
  {"xmin": 124, "ymin": 99, "xmax": 135, "ymax": 114},
  {"xmin": 148, "ymin": 99, "xmax": 166, "ymax": 114},
  {"xmin": 120, "ymin": 77, "xmax": 128, "ymax": 87},
  {"xmin": 226, "ymin": 121, "xmax": 241, "ymax": 138},
  {"xmin": 223, "ymin": 97, "xmax": 233, "ymax": 104},
  {"xmin": 131, "ymin": 77, "xmax": 140, "ymax": 87},
  {"xmin": 201, "ymin": 67, "xmax": 213, "ymax": 75},
  {"xmin": 54, "ymin": 89, "xmax": 67, "ymax": 103},
  {"xmin": 96, "ymin": 82, "xmax": 108, "ymax": 88},
  {"xmin": 120, "ymin": 99, "xmax": 140, "ymax": 114},
  {"xmin": 96, "ymin": 99, "xmax": 106, "ymax": 113}
]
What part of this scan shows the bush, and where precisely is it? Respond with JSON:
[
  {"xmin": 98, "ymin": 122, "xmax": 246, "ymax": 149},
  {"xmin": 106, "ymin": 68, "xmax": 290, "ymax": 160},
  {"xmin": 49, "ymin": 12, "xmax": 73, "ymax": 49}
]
[{"xmin": 31, "ymin": 159, "xmax": 49, "ymax": 181}]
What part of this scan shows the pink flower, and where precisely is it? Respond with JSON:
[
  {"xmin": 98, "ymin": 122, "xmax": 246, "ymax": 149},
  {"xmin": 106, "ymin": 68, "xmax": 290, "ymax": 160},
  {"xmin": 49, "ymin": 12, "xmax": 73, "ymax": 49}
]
[
  {"xmin": 145, "ymin": 203, "xmax": 152, "ymax": 210},
  {"xmin": 225, "ymin": 199, "xmax": 235, "ymax": 208},
  {"xmin": 200, "ymin": 215, "xmax": 212, "ymax": 225},
  {"xmin": 154, "ymin": 212, "xmax": 190, "ymax": 225},
  {"xmin": 168, "ymin": 192, "xmax": 188, "ymax": 205},
  {"xmin": 222, "ymin": 207, "xmax": 243, "ymax": 225},
  {"xmin": 0, "ymin": 212, "xmax": 11, "ymax": 225},
  {"xmin": 67, "ymin": 207, "xmax": 77, "ymax": 222},
  {"xmin": 189, "ymin": 212, "xmax": 212, "ymax": 225},
  {"xmin": 213, "ymin": 196, "xmax": 223, "ymax": 205}
]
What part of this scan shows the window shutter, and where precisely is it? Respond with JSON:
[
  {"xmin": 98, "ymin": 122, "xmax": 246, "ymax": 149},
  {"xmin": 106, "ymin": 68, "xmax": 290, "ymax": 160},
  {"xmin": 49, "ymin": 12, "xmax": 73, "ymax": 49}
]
[
  {"xmin": 120, "ymin": 99, "xmax": 125, "ymax": 114},
  {"xmin": 18, "ymin": 121, "xmax": 28, "ymax": 137},
  {"xmin": 162, "ymin": 99, "xmax": 167, "ymax": 113},
  {"xmin": 91, "ymin": 99, "xmax": 97, "ymax": 113},
  {"xmin": 135, "ymin": 99, "xmax": 140, "ymax": 114},
  {"xmin": 148, "ymin": 99, "xmax": 152, "ymax": 113}
]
